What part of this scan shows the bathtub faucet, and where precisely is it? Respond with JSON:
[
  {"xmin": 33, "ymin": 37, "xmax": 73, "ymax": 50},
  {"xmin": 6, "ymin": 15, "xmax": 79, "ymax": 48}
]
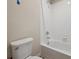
[{"xmin": 47, "ymin": 41, "xmax": 50, "ymax": 45}]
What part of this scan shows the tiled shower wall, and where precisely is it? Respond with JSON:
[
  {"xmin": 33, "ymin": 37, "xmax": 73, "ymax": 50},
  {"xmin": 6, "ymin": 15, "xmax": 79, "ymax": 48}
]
[{"xmin": 40, "ymin": 0, "xmax": 71, "ymax": 44}]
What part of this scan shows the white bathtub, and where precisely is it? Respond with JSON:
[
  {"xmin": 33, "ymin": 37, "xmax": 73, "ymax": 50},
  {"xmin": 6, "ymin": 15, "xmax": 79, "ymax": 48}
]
[{"xmin": 41, "ymin": 40, "xmax": 71, "ymax": 59}]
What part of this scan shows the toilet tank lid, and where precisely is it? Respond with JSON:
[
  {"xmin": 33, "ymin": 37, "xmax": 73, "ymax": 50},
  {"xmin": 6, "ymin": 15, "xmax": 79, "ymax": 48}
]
[{"xmin": 11, "ymin": 38, "xmax": 33, "ymax": 46}]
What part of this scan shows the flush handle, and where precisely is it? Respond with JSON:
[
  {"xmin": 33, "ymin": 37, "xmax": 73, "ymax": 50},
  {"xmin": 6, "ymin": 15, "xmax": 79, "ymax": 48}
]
[{"xmin": 15, "ymin": 47, "xmax": 19, "ymax": 50}]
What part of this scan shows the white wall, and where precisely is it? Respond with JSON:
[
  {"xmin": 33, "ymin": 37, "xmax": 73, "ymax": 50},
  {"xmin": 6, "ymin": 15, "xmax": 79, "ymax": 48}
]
[
  {"xmin": 41, "ymin": 0, "xmax": 71, "ymax": 43},
  {"xmin": 7, "ymin": 0, "xmax": 40, "ymax": 58}
]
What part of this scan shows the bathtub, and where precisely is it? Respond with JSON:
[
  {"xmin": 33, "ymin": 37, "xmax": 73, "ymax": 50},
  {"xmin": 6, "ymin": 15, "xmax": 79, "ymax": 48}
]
[{"xmin": 41, "ymin": 40, "xmax": 71, "ymax": 59}]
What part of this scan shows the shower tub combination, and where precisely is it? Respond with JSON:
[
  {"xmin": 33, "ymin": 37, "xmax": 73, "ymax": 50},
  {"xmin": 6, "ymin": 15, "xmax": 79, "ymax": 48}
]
[{"xmin": 41, "ymin": 40, "xmax": 71, "ymax": 59}]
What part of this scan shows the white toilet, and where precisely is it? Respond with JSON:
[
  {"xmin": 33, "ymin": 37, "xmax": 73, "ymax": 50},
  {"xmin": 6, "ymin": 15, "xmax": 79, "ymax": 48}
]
[{"xmin": 11, "ymin": 38, "xmax": 42, "ymax": 59}]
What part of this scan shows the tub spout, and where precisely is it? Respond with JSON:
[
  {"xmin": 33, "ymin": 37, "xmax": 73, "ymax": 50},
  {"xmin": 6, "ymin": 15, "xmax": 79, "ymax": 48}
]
[{"xmin": 47, "ymin": 41, "xmax": 50, "ymax": 45}]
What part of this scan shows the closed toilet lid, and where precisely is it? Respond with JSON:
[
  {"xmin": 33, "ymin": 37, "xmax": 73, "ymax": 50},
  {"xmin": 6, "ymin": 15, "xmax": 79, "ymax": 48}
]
[{"xmin": 26, "ymin": 56, "xmax": 42, "ymax": 59}]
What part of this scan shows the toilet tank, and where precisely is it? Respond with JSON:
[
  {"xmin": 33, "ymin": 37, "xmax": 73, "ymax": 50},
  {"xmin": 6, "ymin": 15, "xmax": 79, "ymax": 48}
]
[{"xmin": 11, "ymin": 38, "xmax": 33, "ymax": 59}]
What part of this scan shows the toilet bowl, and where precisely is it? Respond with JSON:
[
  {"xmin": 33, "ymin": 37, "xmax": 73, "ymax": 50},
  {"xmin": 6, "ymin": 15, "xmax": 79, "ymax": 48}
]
[{"xmin": 11, "ymin": 38, "xmax": 42, "ymax": 59}]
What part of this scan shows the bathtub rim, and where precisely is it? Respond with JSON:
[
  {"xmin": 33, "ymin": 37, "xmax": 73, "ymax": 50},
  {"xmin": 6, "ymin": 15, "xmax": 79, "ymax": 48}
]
[{"xmin": 41, "ymin": 43, "xmax": 71, "ymax": 56}]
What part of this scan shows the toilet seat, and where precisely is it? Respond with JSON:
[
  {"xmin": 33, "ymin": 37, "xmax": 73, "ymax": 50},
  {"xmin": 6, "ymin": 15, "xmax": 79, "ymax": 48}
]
[{"xmin": 26, "ymin": 56, "xmax": 42, "ymax": 59}]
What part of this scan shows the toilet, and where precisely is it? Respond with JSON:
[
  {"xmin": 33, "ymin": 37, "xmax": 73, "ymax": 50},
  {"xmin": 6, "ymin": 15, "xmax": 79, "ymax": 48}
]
[{"xmin": 11, "ymin": 38, "xmax": 42, "ymax": 59}]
